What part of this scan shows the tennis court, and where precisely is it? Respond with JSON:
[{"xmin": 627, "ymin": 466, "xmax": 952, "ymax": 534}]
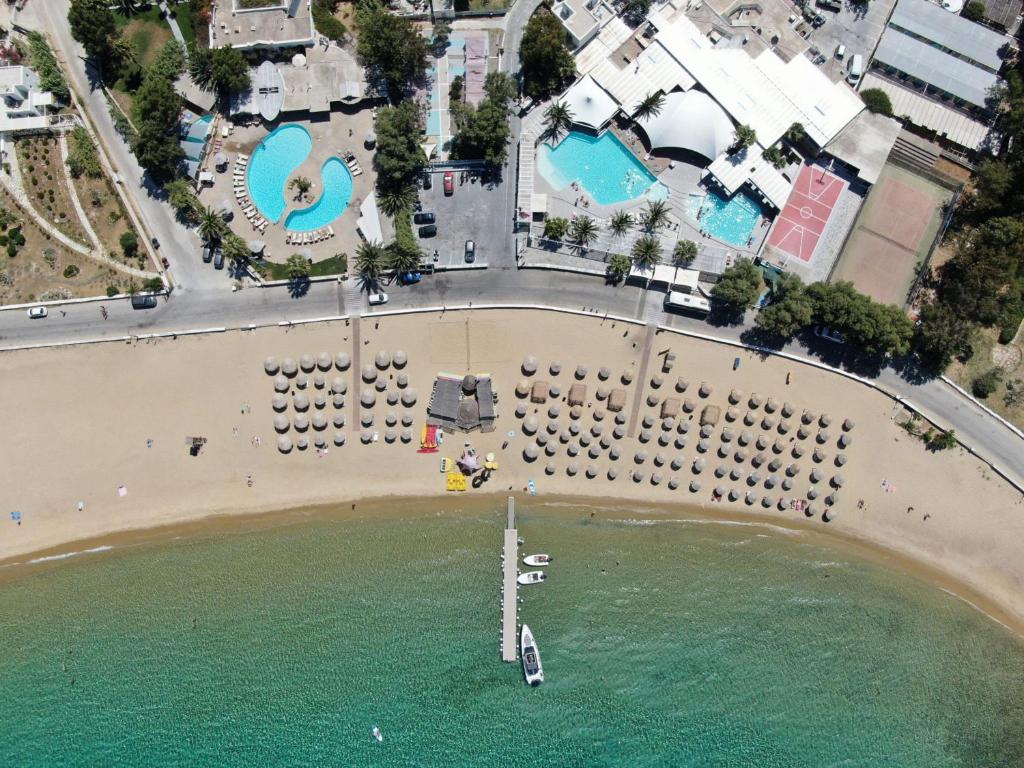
[
  {"xmin": 830, "ymin": 162, "xmax": 953, "ymax": 306},
  {"xmin": 766, "ymin": 164, "xmax": 846, "ymax": 263}
]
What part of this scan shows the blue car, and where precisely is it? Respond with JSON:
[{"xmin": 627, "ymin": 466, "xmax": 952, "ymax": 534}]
[{"xmin": 399, "ymin": 271, "xmax": 422, "ymax": 285}]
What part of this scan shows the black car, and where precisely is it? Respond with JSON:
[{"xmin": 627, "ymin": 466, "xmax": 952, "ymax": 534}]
[
  {"xmin": 418, "ymin": 224, "xmax": 437, "ymax": 238},
  {"xmin": 422, "ymin": 172, "xmax": 432, "ymax": 190},
  {"xmin": 131, "ymin": 295, "xmax": 158, "ymax": 310},
  {"xmin": 413, "ymin": 212, "xmax": 436, "ymax": 225}
]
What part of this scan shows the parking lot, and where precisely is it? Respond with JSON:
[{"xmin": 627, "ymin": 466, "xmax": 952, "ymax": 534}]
[
  {"xmin": 806, "ymin": 0, "xmax": 897, "ymax": 86},
  {"xmin": 414, "ymin": 169, "xmax": 513, "ymax": 270}
]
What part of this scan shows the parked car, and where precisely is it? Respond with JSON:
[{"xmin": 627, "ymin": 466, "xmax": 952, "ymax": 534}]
[
  {"xmin": 214, "ymin": 249, "xmax": 225, "ymax": 269},
  {"xmin": 422, "ymin": 172, "xmax": 432, "ymax": 190},
  {"xmin": 418, "ymin": 224, "xmax": 437, "ymax": 238},
  {"xmin": 368, "ymin": 291, "xmax": 389, "ymax": 306},
  {"xmin": 835, "ymin": 44, "xmax": 846, "ymax": 59},
  {"xmin": 27, "ymin": 306, "xmax": 47, "ymax": 319},
  {"xmin": 811, "ymin": 13, "xmax": 826, "ymax": 28},
  {"xmin": 161, "ymin": 256, "xmax": 170, "ymax": 269},
  {"xmin": 131, "ymin": 295, "xmax": 158, "ymax": 310},
  {"xmin": 202, "ymin": 244, "xmax": 213, "ymax": 263},
  {"xmin": 814, "ymin": 325, "xmax": 846, "ymax": 344},
  {"xmin": 846, "ymin": 54, "xmax": 864, "ymax": 86},
  {"xmin": 151, "ymin": 237, "xmax": 160, "ymax": 249},
  {"xmin": 413, "ymin": 212, "xmax": 436, "ymax": 225},
  {"xmin": 399, "ymin": 271, "xmax": 422, "ymax": 285},
  {"xmin": 443, "ymin": 171, "xmax": 454, "ymax": 196},
  {"xmin": 464, "ymin": 240, "xmax": 476, "ymax": 263}
]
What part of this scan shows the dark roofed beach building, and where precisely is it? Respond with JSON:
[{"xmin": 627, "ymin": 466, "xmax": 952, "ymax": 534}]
[{"xmin": 427, "ymin": 374, "xmax": 497, "ymax": 433}]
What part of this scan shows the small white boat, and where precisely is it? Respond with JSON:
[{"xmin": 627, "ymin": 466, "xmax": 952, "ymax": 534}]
[
  {"xmin": 520, "ymin": 624, "xmax": 544, "ymax": 686},
  {"xmin": 523, "ymin": 554, "xmax": 552, "ymax": 567},
  {"xmin": 371, "ymin": 725, "xmax": 383, "ymax": 743},
  {"xmin": 517, "ymin": 570, "xmax": 546, "ymax": 585}
]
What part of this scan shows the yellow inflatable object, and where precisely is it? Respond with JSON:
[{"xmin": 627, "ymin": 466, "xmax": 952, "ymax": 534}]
[{"xmin": 446, "ymin": 472, "xmax": 467, "ymax": 492}]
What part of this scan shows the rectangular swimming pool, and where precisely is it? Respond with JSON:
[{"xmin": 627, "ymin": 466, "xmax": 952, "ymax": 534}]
[{"xmin": 688, "ymin": 188, "xmax": 764, "ymax": 248}]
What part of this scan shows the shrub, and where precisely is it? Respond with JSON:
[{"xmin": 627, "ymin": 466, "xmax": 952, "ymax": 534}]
[
  {"xmin": 63, "ymin": 264, "xmax": 80, "ymax": 278},
  {"xmin": 67, "ymin": 127, "xmax": 103, "ymax": 179},
  {"xmin": 861, "ymin": 88, "xmax": 893, "ymax": 116},
  {"xmin": 120, "ymin": 230, "xmax": 138, "ymax": 257},
  {"xmin": 26, "ymin": 32, "xmax": 70, "ymax": 101},
  {"xmin": 972, "ymin": 368, "xmax": 1003, "ymax": 398},
  {"xmin": 962, "ymin": 0, "xmax": 985, "ymax": 21},
  {"xmin": 106, "ymin": 285, "xmax": 119, "ymax": 297},
  {"xmin": 143, "ymin": 277, "xmax": 164, "ymax": 292},
  {"xmin": 542, "ymin": 216, "xmax": 570, "ymax": 240}
]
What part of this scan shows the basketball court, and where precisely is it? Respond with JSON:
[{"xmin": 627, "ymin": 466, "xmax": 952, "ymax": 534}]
[
  {"xmin": 831, "ymin": 162, "xmax": 954, "ymax": 306},
  {"xmin": 767, "ymin": 164, "xmax": 847, "ymax": 263}
]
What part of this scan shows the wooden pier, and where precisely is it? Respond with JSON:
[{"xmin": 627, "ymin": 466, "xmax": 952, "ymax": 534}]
[{"xmin": 501, "ymin": 496, "xmax": 518, "ymax": 662}]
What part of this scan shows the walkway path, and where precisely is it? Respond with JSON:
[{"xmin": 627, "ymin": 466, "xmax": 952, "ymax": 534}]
[{"xmin": 159, "ymin": 1, "xmax": 188, "ymax": 47}]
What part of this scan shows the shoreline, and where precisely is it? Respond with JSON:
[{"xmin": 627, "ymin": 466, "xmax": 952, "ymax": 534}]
[
  {"xmin": 4, "ymin": 309, "xmax": 1024, "ymax": 644},
  {"xmin": 3, "ymin": 490, "xmax": 1024, "ymax": 642}
]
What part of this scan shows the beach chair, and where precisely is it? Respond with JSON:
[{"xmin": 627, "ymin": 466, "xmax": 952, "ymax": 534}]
[{"xmin": 328, "ymin": 226, "xmax": 335, "ymax": 238}]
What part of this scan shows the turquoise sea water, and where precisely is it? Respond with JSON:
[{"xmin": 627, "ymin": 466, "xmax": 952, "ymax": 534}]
[
  {"xmin": 538, "ymin": 131, "xmax": 668, "ymax": 206},
  {"xmin": 1, "ymin": 502, "xmax": 1023, "ymax": 766}
]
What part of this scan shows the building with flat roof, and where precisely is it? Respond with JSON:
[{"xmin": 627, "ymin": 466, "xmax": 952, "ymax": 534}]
[
  {"xmin": 550, "ymin": 0, "xmax": 612, "ymax": 49},
  {"xmin": 0, "ymin": 65, "xmax": 54, "ymax": 133},
  {"xmin": 869, "ymin": 0, "xmax": 1008, "ymax": 149},
  {"xmin": 209, "ymin": 0, "xmax": 315, "ymax": 51}
]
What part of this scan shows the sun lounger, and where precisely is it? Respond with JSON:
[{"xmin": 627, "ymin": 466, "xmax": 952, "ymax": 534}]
[
  {"xmin": 237, "ymin": 153, "xmax": 249, "ymax": 160},
  {"xmin": 328, "ymin": 226, "xmax": 335, "ymax": 238}
]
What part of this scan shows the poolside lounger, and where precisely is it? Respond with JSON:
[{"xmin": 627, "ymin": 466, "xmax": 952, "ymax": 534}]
[
  {"xmin": 328, "ymin": 226, "xmax": 335, "ymax": 238},
  {"xmin": 237, "ymin": 153, "xmax": 249, "ymax": 160}
]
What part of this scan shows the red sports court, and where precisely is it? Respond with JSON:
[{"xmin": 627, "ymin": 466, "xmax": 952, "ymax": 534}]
[{"xmin": 767, "ymin": 165, "xmax": 846, "ymax": 263}]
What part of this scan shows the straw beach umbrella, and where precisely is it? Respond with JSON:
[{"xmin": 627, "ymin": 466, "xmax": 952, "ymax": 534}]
[
  {"xmin": 522, "ymin": 356, "xmax": 538, "ymax": 375},
  {"xmin": 264, "ymin": 357, "xmax": 279, "ymax": 375},
  {"xmin": 598, "ymin": 366, "xmax": 611, "ymax": 380},
  {"xmin": 282, "ymin": 357, "xmax": 297, "ymax": 377},
  {"xmin": 299, "ymin": 354, "xmax": 315, "ymax": 373},
  {"xmin": 278, "ymin": 436, "xmax": 293, "ymax": 453},
  {"xmin": 272, "ymin": 393, "xmax": 287, "ymax": 411},
  {"xmin": 294, "ymin": 413, "xmax": 309, "ymax": 431},
  {"xmin": 335, "ymin": 353, "xmax": 351, "ymax": 370},
  {"xmin": 375, "ymin": 351, "xmax": 391, "ymax": 369},
  {"xmin": 273, "ymin": 414, "xmax": 289, "ymax": 432}
]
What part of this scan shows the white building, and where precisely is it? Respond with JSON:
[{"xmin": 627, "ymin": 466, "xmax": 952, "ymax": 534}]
[
  {"xmin": 209, "ymin": 0, "xmax": 316, "ymax": 51},
  {"xmin": 0, "ymin": 66, "xmax": 54, "ymax": 133}
]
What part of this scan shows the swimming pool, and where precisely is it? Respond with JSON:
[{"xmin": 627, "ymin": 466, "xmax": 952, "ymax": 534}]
[
  {"xmin": 284, "ymin": 158, "xmax": 354, "ymax": 232},
  {"xmin": 687, "ymin": 188, "xmax": 763, "ymax": 247},
  {"xmin": 247, "ymin": 124, "xmax": 353, "ymax": 229},
  {"xmin": 538, "ymin": 131, "xmax": 667, "ymax": 206}
]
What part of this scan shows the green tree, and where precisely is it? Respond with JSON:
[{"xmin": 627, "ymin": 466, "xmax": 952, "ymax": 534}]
[
  {"xmin": 570, "ymin": 216, "xmax": 598, "ymax": 252},
  {"xmin": 711, "ymin": 258, "xmax": 762, "ymax": 315},
  {"xmin": 432, "ymin": 22, "xmax": 451, "ymax": 51},
  {"xmin": 607, "ymin": 253, "xmax": 632, "ymax": 283},
  {"xmin": 633, "ymin": 91, "xmax": 664, "ymax": 122},
  {"xmin": 928, "ymin": 429, "xmax": 958, "ymax": 451},
  {"xmin": 69, "ymin": 0, "xmax": 117, "ymax": 64},
  {"xmin": 355, "ymin": 240, "xmax": 386, "ymax": 287},
  {"xmin": 373, "ymin": 101, "xmax": 425, "ymax": 196},
  {"xmin": 609, "ymin": 210, "xmax": 633, "ymax": 238},
  {"xmin": 388, "ymin": 238, "xmax": 422, "ymax": 274},
  {"xmin": 520, "ymin": 9, "xmax": 575, "ymax": 100},
  {"xmin": 621, "ymin": 0, "xmax": 652, "ymax": 24},
  {"xmin": 806, "ymin": 281, "xmax": 914, "ymax": 357},
  {"xmin": 639, "ymin": 199, "xmax": 670, "ymax": 233},
  {"xmin": 913, "ymin": 301, "xmax": 975, "ymax": 372},
  {"xmin": 27, "ymin": 32, "xmax": 71, "ymax": 101},
  {"xmin": 755, "ymin": 272, "xmax": 814, "ymax": 338},
  {"xmin": 209, "ymin": 45, "xmax": 251, "ymax": 96},
  {"xmin": 378, "ymin": 186, "xmax": 416, "ymax": 219},
  {"xmin": 134, "ymin": 122, "xmax": 185, "ymax": 183},
  {"xmin": 631, "ymin": 234, "xmax": 662, "ymax": 272},
  {"xmin": 541, "ymin": 100, "xmax": 574, "ymax": 144},
  {"xmin": 286, "ymin": 253, "xmax": 312, "ymax": 280},
  {"xmin": 164, "ymin": 178, "xmax": 199, "ymax": 215},
  {"xmin": 133, "ymin": 64, "xmax": 182, "ymax": 129},
  {"xmin": 289, "ymin": 176, "xmax": 313, "ymax": 201},
  {"xmin": 197, "ymin": 206, "xmax": 227, "ymax": 244},
  {"xmin": 732, "ymin": 124, "xmax": 757, "ymax": 152},
  {"xmin": 672, "ymin": 239, "xmax": 698, "ymax": 266},
  {"xmin": 312, "ymin": 2, "xmax": 347, "ymax": 41},
  {"xmin": 222, "ymin": 232, "xmax": 250, "ymax": 264},
  {"xmin": 1004, "ymin": 378, "xmax": 1024, "ymax": 408},
  {"xmin": 449, "ymin": 75, "xmax": 464, "ymax": 104},
  {"xmin": 450, "ymin": 73, "xmax": 516, "ymax": 167},
  {"xmin": 542, "ymin": 216, "xmax": 570, "ymax": 240},
  {"xmin": 150, "ymin": 40, "xmax": 187, "ymax": 81},
  {"xmin": 861, "ymin": 88, "xmax": 893, "ymax": 116},
  {"xmin": 188, "ymin": 42, "xmax": 214, "ymax": 90},
  {"xmin": 785, "ymin": 122, "xmax": 807, "ymax": 145},
  {"xmin": 120, "ymin": 230, "xmax": 139, "ymax": 258},
  {"xmin": 356, "ymin": 4, "xmax": 429, "ymax": 102},
  {"xmin": 973, "ymin": 368, "xmax": 1003, "ymax": 398},
  {"xmin": 971, "ymin": 159, "xmax": 1014, "ymax": 215},
  {"xmin": 962, "ymin": 0, "xmax": 985, "ymax": 21}
]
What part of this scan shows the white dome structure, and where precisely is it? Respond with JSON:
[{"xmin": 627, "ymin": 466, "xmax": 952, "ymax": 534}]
[{"xmin": 637, "ymin": 90, "xmax": 735, "ymax": 162}]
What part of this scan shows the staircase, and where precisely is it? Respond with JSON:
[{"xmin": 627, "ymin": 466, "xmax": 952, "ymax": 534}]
[
  {"xmin": 888, "ymin": 131, "xmax": 941, "ymax": 175},
  {"xmin": 515, "ymin": 105, "xmax": 546, "ymax": 230}
]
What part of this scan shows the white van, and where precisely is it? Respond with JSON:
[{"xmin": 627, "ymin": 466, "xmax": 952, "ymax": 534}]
[
  {"xmin": 835, "ymin": 44, "xmax": 846, "ymax": 59},
  {"xmin": 664, "ymin": 290, "xmax": 711, "ymax": 317},
  {"xmin": 847, "ymin": 54, "xmax": 863, "ymax": 86}
]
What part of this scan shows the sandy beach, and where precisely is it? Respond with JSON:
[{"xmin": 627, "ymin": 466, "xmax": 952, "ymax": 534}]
[{"xmin": 3, "ymin": 308, "xmax": 1024, "ymax": 631}]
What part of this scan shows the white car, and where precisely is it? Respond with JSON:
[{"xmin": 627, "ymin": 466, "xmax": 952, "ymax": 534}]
[
  {"xmin": 27, "ymin": 306, "xmax": 48, "ymax": 319},
  {"xmin": 368, "ymin": 292, "xmax": 389, "ymax": 306}
]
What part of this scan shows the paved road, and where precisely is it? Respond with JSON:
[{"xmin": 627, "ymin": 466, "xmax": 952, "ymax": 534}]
[{"xmin": 25, "ymin": 0, "xmax": 228, "ymax": 298}]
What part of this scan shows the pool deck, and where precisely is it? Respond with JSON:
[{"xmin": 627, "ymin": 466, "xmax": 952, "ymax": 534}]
[
  {"xmin": 197, "ymin": 109, "xmax": 377, "ymax": 267},
  {"xmin": 532, "ymin": 127, "xmax": 769, "ymax": 272}
]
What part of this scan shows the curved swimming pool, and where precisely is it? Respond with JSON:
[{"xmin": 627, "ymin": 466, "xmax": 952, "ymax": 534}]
[
  {"xmin": 284, "ymin": 158, "xmax": 354, "ymax": 233},
  {"xmin": 537, "ymin": 130, "xmax": 668, "ymax": 206},
  {"xmin": 247, "ymin": 124, "xmax": 353, "ymax": 230}
]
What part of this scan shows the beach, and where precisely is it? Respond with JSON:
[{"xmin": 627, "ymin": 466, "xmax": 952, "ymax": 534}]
[{"xmin": 3, "ymin": 307, "xmax": 1024, "ymax": 631}]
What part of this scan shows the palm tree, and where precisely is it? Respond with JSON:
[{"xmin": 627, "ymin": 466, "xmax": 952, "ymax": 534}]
[
  {"xmin": 672, "ymin": 239, "xmax": 698, "ymax": 267},
  {"xmin": 633, "ymin": 91, "xmax": 665, "ymax": 122},
  {"xmin": 289, "ymin": 176, "xmax": 312, "ymax": 201},
  {"xmin": 607, "ymin": 253, "xmax": 631, "ymax": 283},
  {"xmin": 631, "ymin": 235, "xmax": 662, "ymax": 273},
  {"xmin": 388, "ymin": 241, "xmax": 422, "ymax": 274},
  {"xmin": 609, "ymin": 210, "xmax": 633, "ymax": 238},
  {"xmin": 117, "ymin": 0, "xmax": 141, "ymax": 16},
  {"xmin": 222, "ymin": 232, "xmax": 250, "ymax": 265},
  {"xmin": 354, "ymin": 240, "xmax": 386, "ymax": 288},
  {"xmin": 541, "ymin": 100, "xmax": 574, "ymax": 144},
  {"xmin": 639, "ymin": 200, "xmax": 670, "ymax": 233},
  {"xmin": 570, "ymin": 216, "xmax": 598, "ymax": 253},
  {"xmin": 197, "ymin": 206, "xmax": 227, "ymax": 244},
  {"xmin": 378, "ymin": 186, "xmax": 415, "ymax": 219},
  {"xmin": 732, "ymin": 124, "xmax": 757, "ymax": 153},
  {"xmin": 286, "ymin": 253, "xmax": 311, "ymax": 280}
]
